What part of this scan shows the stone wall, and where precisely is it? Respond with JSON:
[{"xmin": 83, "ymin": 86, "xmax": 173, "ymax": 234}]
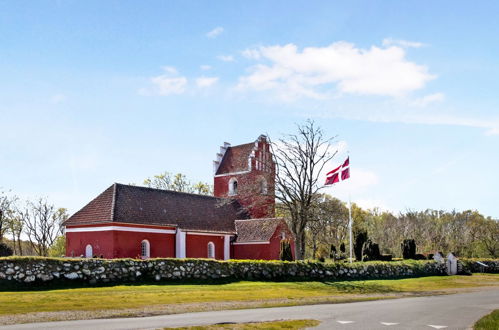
[
  {"xmin": 459, "ymin": 258, "xmax": 499, "ymax": 273},
  {"xmin": 0, "ymin": 257, "xmax": 448, "ymax": 287}
]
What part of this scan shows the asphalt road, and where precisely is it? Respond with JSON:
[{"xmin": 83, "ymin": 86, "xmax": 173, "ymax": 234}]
[{"xmin": 1, "ymin": 289, "xmax": 498, "ymax": 330}]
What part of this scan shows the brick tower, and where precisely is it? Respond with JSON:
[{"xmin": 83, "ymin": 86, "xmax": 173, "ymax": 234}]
[{"xmin": 213, "ymin": 135, "xmax": 275, "ymax": 218}]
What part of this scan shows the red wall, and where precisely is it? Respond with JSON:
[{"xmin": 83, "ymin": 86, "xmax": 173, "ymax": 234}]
[
  {"xmin": 66, "ymin": 231, "xmax": 115, "ymax": 258},
  {"xmin": 65, "ymin": 223, "xmax": 175, "ymax": 259},
  {"xmin": 214, "ymin": 173, "xmax": 275, "ymax": 219},
  {"xmin": 113, "ymin": 231, "xmax": 175, "ymax": 258},
  {"xmin": 232, "ymin": 223, "xmax": 295, "ymax": 260},
  {"xmin": 186, "ymin": 234, "xmax": 225, "ymax": 260}
]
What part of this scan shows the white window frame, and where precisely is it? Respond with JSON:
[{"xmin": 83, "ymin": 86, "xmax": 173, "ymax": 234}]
[
  {"xmin": 228, "ymin": 177, "xmax": 238, "ymax": 196},
  {"xmin": 85, "ymin": 244, "xmax": 93, "ymax": 258},
  {"xmin": 260, "ymin": 177, "xmax": 268, "ymax": 194},
  {"xmin": 207, "ymin": 241, "xmax": 215, "ymax": 259},
  {"xmin": 141, "ymin": 239, "xmax": 150, "ymax": 259}
]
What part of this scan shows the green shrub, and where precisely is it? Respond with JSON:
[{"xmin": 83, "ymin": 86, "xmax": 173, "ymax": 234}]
[
  {"xmin": 362, "ymin": 239, "xmax": 381, "ymax": 261},
  {"xmin": 354, "ymin": 231, "xmax": 368, "ymax": 261},
  {"xmin": 402, "ymin": 239, "xmax": 416, "ymax": 259},
  {"xmin": 0, "ymin": 243, "xmax": 13, "ymax": 257},
  {"xmin": 279, "ymin": 239, "xmax": 293, "ymax": 261}
]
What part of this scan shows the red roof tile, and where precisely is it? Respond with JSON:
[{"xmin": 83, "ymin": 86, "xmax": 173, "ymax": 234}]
[
  {"xmin": 234, "ymin": 218, "xmax": 286, "ymax": 242},
  {"xmin": 64, "ymin": 183, "xmax": 250, "ymax": 233},
  {"xmin": 64, "ymin": 184, "xmax": 115, "ymax": 225}
]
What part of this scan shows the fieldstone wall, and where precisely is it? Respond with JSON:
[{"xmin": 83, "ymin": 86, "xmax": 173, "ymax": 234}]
[
  {"xmin": 459, "ymin": 258, "xmax": 499, "ymax": 273},
  {"xmin": 0, "ymin": 257, "xmax": 449, "ymax": 288}
]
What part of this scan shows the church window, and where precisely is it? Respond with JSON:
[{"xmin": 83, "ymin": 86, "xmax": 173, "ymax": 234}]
[
  {"xmin": 260, "ymin": 178, "xmax": 267, "ymax": 194},
  {"xmin": 141, "ymin": 240, "xmax": 150, "ymax": 259},
  {"xmin": 85, "ymin": 244, "xmax": 93, "ymax": 258},
  {"xmin": 207, "ymin": 242, "xmax": 215, "ymax": 259},
  {"xmin": 228, "ymin": 178, "xmax": 238, "ymax": 196}
]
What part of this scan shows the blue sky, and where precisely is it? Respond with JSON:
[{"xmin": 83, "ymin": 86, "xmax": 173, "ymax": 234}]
[{"xmin": 1, "ymin": 1, "xmax": 498, "ymax": 217}]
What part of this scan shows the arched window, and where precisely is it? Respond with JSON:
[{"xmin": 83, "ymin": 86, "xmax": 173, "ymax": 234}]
[
  {"xmin": 259, "ymin": 178, "xmax": 268, "ymax": 194},
  {"xmin": 141, "ymin": 240, "xmax": 150, "ymax": 259},
  {"xmin": 85, "ymin": 244, "xmax": 93, "ymax": 258},
  {"xmin": 228, "ymin": 178, "xmax": 238, "ymax": 196},
  {"xmin": 207, "ymin": 242, "xmax": 215, "ymax": 259}
]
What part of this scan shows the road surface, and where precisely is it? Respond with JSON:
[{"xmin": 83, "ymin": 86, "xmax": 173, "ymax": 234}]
[{"xmin": 1, "ymin": 289, "xmax": 498, "ymax": 330}]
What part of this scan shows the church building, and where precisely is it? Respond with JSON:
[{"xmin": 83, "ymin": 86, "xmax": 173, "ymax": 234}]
[{"xmin": 64, "ymin": 135, "xmax": 295, "ymax": 260}]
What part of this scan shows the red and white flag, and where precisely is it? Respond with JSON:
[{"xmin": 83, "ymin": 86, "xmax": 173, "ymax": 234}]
[{"xmin": 325, "ymin": 157, "xmax": 350, "ymax": 185}]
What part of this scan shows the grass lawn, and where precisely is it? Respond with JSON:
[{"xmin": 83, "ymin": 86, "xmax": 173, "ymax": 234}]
[
  {"xmin": 0, "ymin": 274, "xmax": 497, "ymax": 324},
  {"xmin": 163, "ymin": 319, "xmax": 321, "ymax": 329},
  {"xmin": 474, "ymin": 310, "xmax": 498, "ymax": 330}
]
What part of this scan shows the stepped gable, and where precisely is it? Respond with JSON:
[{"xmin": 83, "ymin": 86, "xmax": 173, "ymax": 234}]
[
  {"xmin": 215, "ymin": 142, "xmax": 254, "ymax": 175},
  {"xmin": 234, "ymin": 218, "xmax": 286, "ymax": 243},
  {"xmin": 64, "ymin": 183, "xmax": 248, "ymax": 233}
]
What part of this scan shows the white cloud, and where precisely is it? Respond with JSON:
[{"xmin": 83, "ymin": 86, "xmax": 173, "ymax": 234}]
[
  {"xmin": 161, "ymin": 66, "xmax": 178, "ymax": 75},
  {"xmin": 217, "ymin": 55, "xmax": 235, "ymax": 62},
  {"xmin": 241, "ymin": 48, "xmax": 261, "ymax": 60},
  {"xmin": 382, "ymin": 38, "xmax": 426, "ymax": 48},
  {"xmin": 354, "ymin": 198, "xmax": 393, "ymax": 212},
  {"xmin": 50, "ymin": 93, "xmax": 66, "ymax": 104},
  {"xmin": 237, "ymin": 41, "xmax": 435, "ymax": 101},
  {"xmin": 410, "ymin": 93, "xmax": 445, "ymax": 107},
  {"xmin": 200, "ymin": 65, "xmax": 212, "ymax": 71},
  {"xmin": 322, "ymin": 167, "xmax": 380, "ymax": 205},
  {"xmin": 151, "ymin": 76, "xmax": 187, "ymax": 95},
  {"xmin": 486, "ymin": 127, "xmax": 499, "ymax": 136},
  {"xmin": 206, "ymin": 27, "xmax": 224, "ymax": 38},
  {"xmin": 195, "ymin": 76, "xmax": 219, "ymax": 88},
  {"xmin": 310, "ymin": 106, "xmax": 499, "ymax": 137},
  {"xmin": 139, "ymin": 66, "xmax": 187, "ymax": 96}
]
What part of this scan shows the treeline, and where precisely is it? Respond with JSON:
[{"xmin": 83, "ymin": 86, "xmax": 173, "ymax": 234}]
[
  {"xmin": 0, "ymin": 190, "xmax": 66, "ymax": 257},
  {"xmin": 298, "ymin": 194, "xmax": 499, "ymax": 259}
]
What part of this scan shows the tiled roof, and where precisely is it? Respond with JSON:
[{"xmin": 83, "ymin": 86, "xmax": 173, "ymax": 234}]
[
  {"xmin": 64, "ymin": 183, "xmax": 249, "ymax": 233},
  {"xmin": 63, "ymin": 184, "xmax": 116, "ymax": 225},
  {"xmin": 234, "ymin": 218, "xmax": 285, "ymax": 242},
  {"xmin": 216, "ymin": 142, "xmax": 254, "ymax": 175}
]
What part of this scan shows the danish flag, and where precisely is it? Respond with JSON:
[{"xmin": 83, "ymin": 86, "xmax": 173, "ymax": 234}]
[{"xmin": 325, "ymin": 157, "xmax": 350, "ymax": 185}]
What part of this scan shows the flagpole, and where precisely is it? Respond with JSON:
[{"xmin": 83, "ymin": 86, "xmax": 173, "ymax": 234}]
[{"xmin": 348, "ymin": 194, "xmax": 353, "ymax": 263}]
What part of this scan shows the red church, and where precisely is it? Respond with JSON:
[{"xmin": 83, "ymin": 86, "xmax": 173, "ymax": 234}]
[{"xmin": 64, "ymin": 135, "xmax": 295, "ymax": 260}]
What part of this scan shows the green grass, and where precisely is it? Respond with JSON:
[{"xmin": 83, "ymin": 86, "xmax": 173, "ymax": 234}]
[
  {"xmin": 474, "ymin": 310, "xmax": 499, "ymax": 330},
  {"xmin": 0, "ymin": 274, "xmax": 497, "ymax": 316},
  {"xmin": 163, "ymin": 319, "xmax": 321, "ymax": 329}
]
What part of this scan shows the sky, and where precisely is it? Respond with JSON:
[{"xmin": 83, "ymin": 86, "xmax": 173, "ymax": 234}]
[{"xmin": 1, "ymin": 1, "xmax": 498, "ymax": 218}]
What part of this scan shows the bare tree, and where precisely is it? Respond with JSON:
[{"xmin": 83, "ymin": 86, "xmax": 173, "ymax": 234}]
[
  {"xmin": 306, "ymin": 195, "xmax": 349, "ymax": 259},
  {"xmin": 271, "ymin": 120, "xmax": 337, "ymax": 259},
  {"xmin": 143, "ymin": 172, "xmax": 213, "ymax": 195},
  {"xmin": 6, "ymin": 215, "xmax": 23, "ymax": 255},
  {"xmin": 0, "ymin": 190, "xmax": 17, "ymax": 242},
  {"xmin": 22, "ymin": 198, "xmax": 67, "ymax": 256}
]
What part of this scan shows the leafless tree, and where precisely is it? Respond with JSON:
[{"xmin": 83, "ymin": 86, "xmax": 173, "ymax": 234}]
[
  {"xmin": 0, "ymin": 190, "xmax": 17, "ymax": 242},
  {"xmin": 6, "ymin": 213, "xmax": 24, "ymax": 255},
  {"xmin": 22, "ymin": 198, "xmax": 67, "ymax": 256},
  {"xmin": 143, "ymin": 172, "xmax": 213, "ymax": 195},
  {"xmin": 306, "ymin": 195, "xmax": 349, "ymax": 259},
  {"xmin": 271, "ymin": 120, "xmax": 337, "ymax": 259}
]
